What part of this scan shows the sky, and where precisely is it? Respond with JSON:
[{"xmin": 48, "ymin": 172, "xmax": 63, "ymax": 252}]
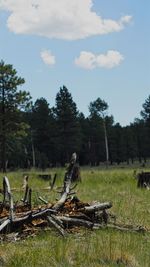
[{"xmin": 0, "ymin": 0, "xmax": 150, "ymax": 126}]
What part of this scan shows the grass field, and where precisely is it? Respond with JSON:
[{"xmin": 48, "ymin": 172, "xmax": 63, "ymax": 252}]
[{"xmin": 0, "ymin": 167, "xmax": 150, "ymax": 267}]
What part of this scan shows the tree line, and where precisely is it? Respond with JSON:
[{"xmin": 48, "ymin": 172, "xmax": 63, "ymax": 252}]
[{"xmin": 0, "ymin": 61, "xmax": 150, "ymax": 171}]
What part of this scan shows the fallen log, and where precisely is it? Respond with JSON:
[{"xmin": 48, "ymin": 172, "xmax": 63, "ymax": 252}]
[
  {"xmin": 79, "ymin": 202, "xmax": 112, "ymax": 213},
  {"xmin": 56, "ymin": 216, "xmax": 94, "ymax": 229}
]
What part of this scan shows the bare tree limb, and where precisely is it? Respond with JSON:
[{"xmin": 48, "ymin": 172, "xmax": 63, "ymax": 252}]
[
  {"xmin": 56, "ymin": 216, "xmax": 94, "ymax": 229},
  {"xmin": 79, "ymin": 202, "xmax": 112, "ymax": 213},
  {"xmin": 53, "ymin": 153, "xmax": 77, "ymax": 211},
  {"xmin": 47, "ymin": 216, "xmax": 65, "ymax": 237},
  {"xmin": 0, "ymin": 219, "xmax": 10, "ymax": 232},
  {"xmin": 3, "ymin": 177, "xmax": 14, "ymax": 221}
]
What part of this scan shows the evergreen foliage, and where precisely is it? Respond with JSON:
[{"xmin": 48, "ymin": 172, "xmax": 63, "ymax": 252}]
[
  {"xmin": 0, "ymin": 61, "xmax": 150, "ymax": 169},
  {"xmin": 54, "ymin": 86, "xmax": 81, "ymax": 165},
  {"xmin": 0, "ymin": 61, "xmax": 31, "ymax": 171}
]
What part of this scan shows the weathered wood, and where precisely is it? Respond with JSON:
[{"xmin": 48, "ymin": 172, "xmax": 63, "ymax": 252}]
[
  {"xmin": 47, "ymin": 216, "xmax": 65, "ymax": 236},
  {"xmin": 3, "ymin": 177, "xmax": 14, "ymax": 221},
  {"xmin": 0, "ymin": 219, "xmax": 10, "ymax": 232},
  {"xmin": 12, "ymin": 213, "xmax": 32, "ymax": 224},
  {"xmin": 57, "ymin": 216, "xmax": 94, "ymax": 228},
  {"xmin": 79, "ymin": 202, "xmax": 112, "ymax": 213},
  {"xmin": 67, "ymin": 213, "xmax": 92, "ymax": 221},
  {"xmin": 31, "ymin": 208, "xmax": 56, "ymax": 219},
  {"xmin": 92, "ymin": 223, "xmax": 103, "ymax": 230},
  {"xmin": 22, "ymin": 184, "xmax": 29, "ymax": 203},
  {"xmin": 53, "ymin": 189, "xmax": 69, "ymax": 211},
  {"xmin": 12, "ymin": 208, "xmax": 56, "ymax": 224},
  {"xmin": 70, "ymin": 183, "xmax": 78, "ymax": 191},
  {"xmin": 38, "ymin": 196, "xmax": 48, "ymax": 204},
  {"xmin": 50, "ymin": 214, "xmax": 64, "ymax": 228},
  {"xmin": 53, "ymin": 153, "xmax": 77, "ymax": 211}
]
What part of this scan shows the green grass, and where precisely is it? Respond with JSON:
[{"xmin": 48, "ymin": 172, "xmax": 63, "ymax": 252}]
[{"xmin": 0, "ymin": 168, "xmax": 150, "ymax": 267}]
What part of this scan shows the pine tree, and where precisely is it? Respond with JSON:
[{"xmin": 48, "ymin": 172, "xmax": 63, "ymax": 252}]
[
  {"xmin": 141, "ymin": 95, "xmax": 150, "ymax": 122},
  {"xmin": 26, "ymin": 98, "xmax": 55, "ymax": 168},
  {"xmin": 54, "ymin": 86, "xmax": 81, "ymax": 165},
  {"xmin": 0, "ymin": 60, "xmax": 31, "ymax": 171}
]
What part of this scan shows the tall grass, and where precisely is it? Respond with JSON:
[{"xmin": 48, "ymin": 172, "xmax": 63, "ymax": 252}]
[{"xmin": 0, "ymin": 168, "xmax": 150, "ymax": 267}]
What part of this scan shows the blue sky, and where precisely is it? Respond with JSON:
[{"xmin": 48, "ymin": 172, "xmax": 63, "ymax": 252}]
[{"xmin": 0, "ymin": 0, "xmax": 149, "ymax": 126}]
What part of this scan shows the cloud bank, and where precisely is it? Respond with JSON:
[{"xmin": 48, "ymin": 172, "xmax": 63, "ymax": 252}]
[
  {"xmin": 40, "ymin": 50, "xmax": 55, "ymax": 66},
  {"xmin": 75, "ymin": 50, "xmax": 124, "ymax": 69},
  {"xmin": 0, "ymin": 0, "xmax": 132, "ymax": 40}
]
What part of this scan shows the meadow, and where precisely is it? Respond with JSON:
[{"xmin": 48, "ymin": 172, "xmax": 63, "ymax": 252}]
[{"xmin": 0, "ymin": 167, "xmax": 150, "ymax": 267}]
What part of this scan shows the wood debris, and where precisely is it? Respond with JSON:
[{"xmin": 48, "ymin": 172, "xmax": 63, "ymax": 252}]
[{"xmin": 0, "ymin": 153, "xmax": 148, "ymax": 241}]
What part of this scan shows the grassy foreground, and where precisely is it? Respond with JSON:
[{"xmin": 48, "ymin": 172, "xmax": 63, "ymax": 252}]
[{"xmin": 0, "ymin": 167, "xmax": 150, "ymax": 267}]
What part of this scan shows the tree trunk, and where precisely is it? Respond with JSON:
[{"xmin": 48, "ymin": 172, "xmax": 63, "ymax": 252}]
[
  {"xmin": 103, "ymin": 119, "xmax": 109, "ymax": 167},
  {"xmin": 31, "ymin": 133, "xmax": 36, "ymax": 168}
]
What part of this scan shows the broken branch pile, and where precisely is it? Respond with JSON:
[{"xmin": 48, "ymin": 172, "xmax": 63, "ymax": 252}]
[{"xmin": 0, "ymin": 154, "xmax": 147, "ymax": 241}]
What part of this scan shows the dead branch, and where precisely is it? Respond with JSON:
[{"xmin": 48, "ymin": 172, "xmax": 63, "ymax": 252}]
[
  {"xmin": 38, "ymin": 196, "xmax": 48, "ymax": 205},
  {"xmin": 79, "ymin": 202, "xmax": 112, "ymax": 213},
  {"xmin": 47, "ymin": 216, "xmax": 65, "ymax": 237},
  {"xmin": 53, "ymin": 153, "xmax": 77, "ymax": 211},
  {"xmin": 3, "ymin": 177, "xmax": 14, "ymax": 221},
  {"xmin": 0, "ymin": 219, "xmax": 10, "ymax": 232},
  {"xmin": 56, "ymin": 215, "xmax": 94, "ymax": 228},
  {"xmin": 22, "ymin": 184, "xmax": 29, "ymax": 203}
]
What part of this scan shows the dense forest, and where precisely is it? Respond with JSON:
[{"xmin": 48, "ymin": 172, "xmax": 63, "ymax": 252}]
[{"xmin": 0, "ymin": 61, "xmax": 150, "ymax": 171}]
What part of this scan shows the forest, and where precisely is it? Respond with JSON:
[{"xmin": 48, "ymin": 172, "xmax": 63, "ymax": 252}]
[{"xmin": 0, "ymin": 60, "xmax": 150, "ymax": 171}]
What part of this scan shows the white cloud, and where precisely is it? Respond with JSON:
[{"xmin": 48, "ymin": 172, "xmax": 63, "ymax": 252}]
[
  {"xmin": 0, "ymin": 0, "xmax": 132, "ymax": 40},
  {"xmin": 75, "ymin": 51, "xmax": 96, "ymax": 70},
  {"xmin": 75, "ymin": 50, "xmax": 124, "ymax": 69},
  {"xmin": 40, "ymin": 50, "xmax": 55, "ymax": 66}
]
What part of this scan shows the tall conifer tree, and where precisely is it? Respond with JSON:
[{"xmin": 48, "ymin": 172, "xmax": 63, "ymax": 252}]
[
  {"xmin": 54, "ymin": 86, "xmax": 81, "ymax": 165},
  {"xmin": 0, "ymin": 61, "xmax": 31, "ymax": 171}
]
